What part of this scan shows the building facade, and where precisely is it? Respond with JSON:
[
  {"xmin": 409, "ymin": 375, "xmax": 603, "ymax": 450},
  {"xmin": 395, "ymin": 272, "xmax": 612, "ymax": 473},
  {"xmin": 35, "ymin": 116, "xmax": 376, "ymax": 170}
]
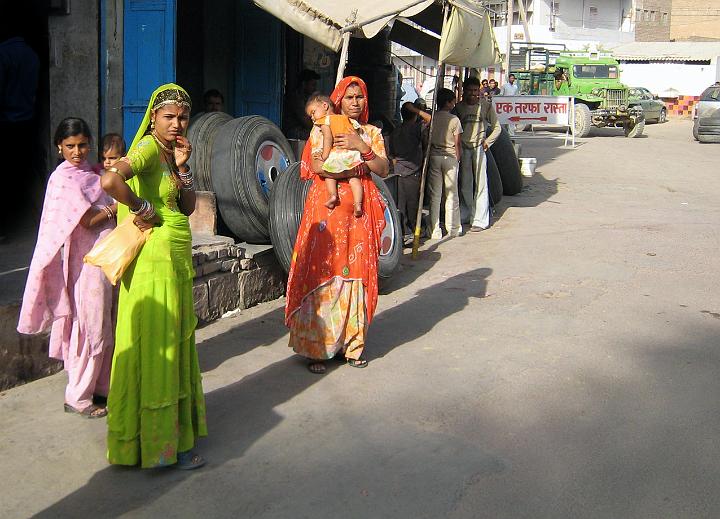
[
  {"xmin": 670, "ymin": 1, "xmax": 720, "ymax": 41},
  {"xmin": 633, "ymin": 0, "xmax": 672, "ymax": 41}
]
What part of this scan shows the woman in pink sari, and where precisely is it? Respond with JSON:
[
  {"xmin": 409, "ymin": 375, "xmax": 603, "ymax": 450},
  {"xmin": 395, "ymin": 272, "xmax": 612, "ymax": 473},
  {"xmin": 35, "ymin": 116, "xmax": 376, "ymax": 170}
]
[{"xmin": 18, "ymin": 118, "xmax": 117, "ymax": 418}]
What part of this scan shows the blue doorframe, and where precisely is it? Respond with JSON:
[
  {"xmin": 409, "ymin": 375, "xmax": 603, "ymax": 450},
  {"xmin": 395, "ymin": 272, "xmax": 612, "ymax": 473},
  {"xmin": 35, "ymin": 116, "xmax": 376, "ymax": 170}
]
[
  {"xmin": 234, "ymin": 0, "xmax": 284, "ymax": 125},
  {"xmin": 123, "ymin": 0, "xmax": 176, "ymax": 145}
]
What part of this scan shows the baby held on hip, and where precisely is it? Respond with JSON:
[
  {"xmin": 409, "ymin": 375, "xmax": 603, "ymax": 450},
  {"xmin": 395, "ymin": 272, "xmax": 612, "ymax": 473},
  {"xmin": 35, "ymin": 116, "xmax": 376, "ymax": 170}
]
[{"xmin": 306, "ymin": 95, "xmax": 364, "ymax": 216}]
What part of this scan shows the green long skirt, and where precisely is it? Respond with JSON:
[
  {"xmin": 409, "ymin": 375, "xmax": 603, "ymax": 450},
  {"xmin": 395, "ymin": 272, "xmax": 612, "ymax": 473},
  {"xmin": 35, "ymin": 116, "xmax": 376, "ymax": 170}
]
[{"xmin": 107, "ymin": 218, "xmax": 207, "ymax": 468}]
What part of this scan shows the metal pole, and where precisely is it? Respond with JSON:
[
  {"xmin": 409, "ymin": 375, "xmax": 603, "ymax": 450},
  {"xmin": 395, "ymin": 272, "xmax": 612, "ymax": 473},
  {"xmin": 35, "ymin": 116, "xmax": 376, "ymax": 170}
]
[
  {"xmin": 506, "ymin": 0, "xmax": 513, "ymax": 82},
  {"xmin": 336, "ymin": 32, "xmax": 352, "ymax": 85},
  {"xmin": 411, "ymin": 60, "xmax": 445, "ymax": 258}
]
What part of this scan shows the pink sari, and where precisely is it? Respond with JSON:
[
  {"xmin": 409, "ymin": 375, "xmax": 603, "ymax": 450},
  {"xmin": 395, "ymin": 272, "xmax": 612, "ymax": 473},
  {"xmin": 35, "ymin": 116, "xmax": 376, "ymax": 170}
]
[{"xmin": 18, "ymin": 160, "xmax": 115, "ymax": 363}]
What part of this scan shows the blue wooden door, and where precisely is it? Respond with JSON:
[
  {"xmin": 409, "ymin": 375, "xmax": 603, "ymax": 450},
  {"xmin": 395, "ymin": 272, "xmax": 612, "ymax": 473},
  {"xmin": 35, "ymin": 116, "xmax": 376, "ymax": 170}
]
[
  {"xmin": 123, "ymin": 0, "xmax": 176, "ymax": 145},
  {"xmin": 234, "ymin": 1, "xmax": 283, "ymax": 125}
]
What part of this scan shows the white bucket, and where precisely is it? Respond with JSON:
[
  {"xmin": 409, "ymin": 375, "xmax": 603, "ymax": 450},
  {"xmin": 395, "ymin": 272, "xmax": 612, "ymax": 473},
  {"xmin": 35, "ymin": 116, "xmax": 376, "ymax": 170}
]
[{"xmin": 519, "ymin": 157, "xmax": 537, "ymax": 177}]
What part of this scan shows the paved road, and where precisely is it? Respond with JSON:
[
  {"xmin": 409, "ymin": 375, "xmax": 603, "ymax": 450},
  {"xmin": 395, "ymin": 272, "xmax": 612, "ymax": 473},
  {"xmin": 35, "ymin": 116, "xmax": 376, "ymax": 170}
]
[{"xmin": 2, "ymin": 120, "xmax": 719, "ymax": 518}]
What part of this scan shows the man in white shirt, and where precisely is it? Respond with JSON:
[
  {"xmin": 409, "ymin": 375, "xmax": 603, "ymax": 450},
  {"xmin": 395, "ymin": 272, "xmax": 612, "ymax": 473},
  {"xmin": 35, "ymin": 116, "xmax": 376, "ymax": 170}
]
[{"xmin": 499, "ymin": 74, "xmax": 519, "ymax": 96}]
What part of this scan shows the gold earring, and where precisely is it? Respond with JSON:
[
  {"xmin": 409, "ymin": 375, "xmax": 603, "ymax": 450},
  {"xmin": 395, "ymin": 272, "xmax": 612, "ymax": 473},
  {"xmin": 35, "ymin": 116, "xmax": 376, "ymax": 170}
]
[
  {"xmin": 151, "ymin": 120, "xmax": 155, "ymax": 130},
  {"xmin": 57, "ymin": 146, "xmax": 62, "ymax": 155}
]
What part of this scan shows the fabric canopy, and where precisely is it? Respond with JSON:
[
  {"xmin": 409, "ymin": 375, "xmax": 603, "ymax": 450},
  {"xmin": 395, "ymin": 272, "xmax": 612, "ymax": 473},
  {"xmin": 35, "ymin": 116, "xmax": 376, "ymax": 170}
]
[
  {"xmin": 253, "ymin": 0, "xmax": 435, "ymax": 51},
  {"xmin": 439, "ymin": 1, "xmax": 502, "ymax": 67},
  {"xmin": 253, "ymin": 0, "xmax": 502, "ymax": 67}
]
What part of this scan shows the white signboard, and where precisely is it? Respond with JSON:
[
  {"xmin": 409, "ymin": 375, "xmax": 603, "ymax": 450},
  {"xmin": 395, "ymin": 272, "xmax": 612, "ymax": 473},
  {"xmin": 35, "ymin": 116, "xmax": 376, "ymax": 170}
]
[{"xmin": 492, "ymin": 96, "xmax": 572, "ymax": 126}]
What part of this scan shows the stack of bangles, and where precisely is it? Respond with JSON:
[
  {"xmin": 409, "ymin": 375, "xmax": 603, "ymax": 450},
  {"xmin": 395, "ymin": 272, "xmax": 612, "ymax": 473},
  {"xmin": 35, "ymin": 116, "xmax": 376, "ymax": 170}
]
[
  {"xmin": 177, "ymin": 167, "xmax": 194, "ymax": 190},
  {"xmin": 130, "ymin": 199, "xmax": 156, "ymax": 221},
  {"xmin": 101, "ymin": 205, "xmax": 115, "ymax": 221},
  {"xmin": 361, "ymin": 149, "xmax": 376, "ymax": 162}
]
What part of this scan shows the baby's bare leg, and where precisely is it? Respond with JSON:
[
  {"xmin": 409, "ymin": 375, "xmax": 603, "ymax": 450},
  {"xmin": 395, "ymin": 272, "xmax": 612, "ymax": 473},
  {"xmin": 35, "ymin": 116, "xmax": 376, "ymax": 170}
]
[
  {"xmin": 349, "ymin": 177, "xmax": 364, "ymax": 216},
  {"xmin": 324, "ymin": 177, "xmax": 339, "ymax": 209},
  {"xmin": 320, "ymin": 124, "xmax": 333, "ymax": 160}
]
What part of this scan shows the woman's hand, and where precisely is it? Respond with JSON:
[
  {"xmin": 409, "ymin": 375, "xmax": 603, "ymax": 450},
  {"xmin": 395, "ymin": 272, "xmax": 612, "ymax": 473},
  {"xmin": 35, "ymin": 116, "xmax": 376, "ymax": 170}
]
[
  {"xmin": 133, "ymin": 213, "xmax": 160, "ymax": 232},
  {"xmin": 174, "ymin": 136, "xmax": 192, "ymax": 168},
  {"xmin": 334, "ymin": 132, "xmax": 370, "ymax": 154}
]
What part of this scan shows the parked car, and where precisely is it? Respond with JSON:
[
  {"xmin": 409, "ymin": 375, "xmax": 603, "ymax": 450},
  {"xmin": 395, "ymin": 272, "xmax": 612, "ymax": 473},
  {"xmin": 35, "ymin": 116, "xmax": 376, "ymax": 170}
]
[
  {"xmin": 693, "ymin": 84, "xmax": 720, "ymax": 143},
  {"xmin": 629, "ymin": 87, "xmax": 667, "ymax": 123}
]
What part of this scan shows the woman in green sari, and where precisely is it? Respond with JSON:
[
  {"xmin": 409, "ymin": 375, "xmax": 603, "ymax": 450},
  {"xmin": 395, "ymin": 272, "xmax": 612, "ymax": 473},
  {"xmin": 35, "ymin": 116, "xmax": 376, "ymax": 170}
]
[{"xmin": 101, "ymin": 84, "xmax": 207, "ymax": 469}]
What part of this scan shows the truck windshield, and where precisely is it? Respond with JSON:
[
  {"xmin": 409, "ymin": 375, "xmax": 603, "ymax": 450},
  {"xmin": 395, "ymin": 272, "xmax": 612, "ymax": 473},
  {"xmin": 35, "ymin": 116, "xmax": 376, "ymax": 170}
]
[{"xmin": 573, "ymin": 65, "xmax": 619, "ymax": 79}]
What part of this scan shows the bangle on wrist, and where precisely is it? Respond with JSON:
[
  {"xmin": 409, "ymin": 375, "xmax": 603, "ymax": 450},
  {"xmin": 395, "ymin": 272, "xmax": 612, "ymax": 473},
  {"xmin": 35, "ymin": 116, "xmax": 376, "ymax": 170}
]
[
  {"xmin": 361, "ymin": 149, "xmax": 376, "ymax": 162},
  {"xmin": 107, "ymin": 166, "xmax": 127, "ymax": 181}
]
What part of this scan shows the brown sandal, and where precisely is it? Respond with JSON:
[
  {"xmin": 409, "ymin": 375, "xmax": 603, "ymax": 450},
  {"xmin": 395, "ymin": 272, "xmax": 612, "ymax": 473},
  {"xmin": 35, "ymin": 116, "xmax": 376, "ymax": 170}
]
[{"xmin": 64, "ymin": 403, "xmax": 107, "ymax": 419}]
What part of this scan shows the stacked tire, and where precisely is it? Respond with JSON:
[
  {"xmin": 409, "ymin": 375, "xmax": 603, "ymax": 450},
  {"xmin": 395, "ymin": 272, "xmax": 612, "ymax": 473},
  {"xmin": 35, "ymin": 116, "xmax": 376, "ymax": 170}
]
[
  {"xmin": 210, "ymin": 116, "xmax": 295, "ymax": 244},
  {"xmin": 269, "ymin": 166, "xmax": 402, "ymax": 280}
]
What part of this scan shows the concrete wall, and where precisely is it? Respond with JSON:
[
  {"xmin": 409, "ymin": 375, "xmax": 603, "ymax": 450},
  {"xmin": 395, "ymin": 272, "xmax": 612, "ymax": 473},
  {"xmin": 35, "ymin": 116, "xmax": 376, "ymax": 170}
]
[
  {"xmin": 48, "ymin": 4, "xmax": 100, "ymax": 163},
  {"xmin": 102, "ymin": 0, "xmax": 124, "ymax": 141},
  {"xmin": 671, "ymin": 1, "xmax": 720, "ymax": 42},
  {"xmin": 620, "ymin": 61, "xmax": 719, "ymax": 97}
]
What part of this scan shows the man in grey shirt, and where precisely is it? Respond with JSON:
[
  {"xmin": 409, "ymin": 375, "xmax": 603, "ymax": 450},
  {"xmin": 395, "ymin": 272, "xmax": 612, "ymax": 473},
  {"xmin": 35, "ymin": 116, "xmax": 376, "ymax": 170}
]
[{"xmin": 453, "ymin": 77, "xmax": 501, "ymax": 232}]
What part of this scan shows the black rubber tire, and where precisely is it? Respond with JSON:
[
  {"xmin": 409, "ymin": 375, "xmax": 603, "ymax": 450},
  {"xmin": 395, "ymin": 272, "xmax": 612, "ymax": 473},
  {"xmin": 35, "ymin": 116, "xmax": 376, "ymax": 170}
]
[
  {"xmin": 374, "ymin": 175, "xmax": 403, "ymax": 280},
  {"xmin": 269, "ymin": 167, "xmax": 402, "ymax": 280},
  {"xmin": 187, "ymin": 112, "xmax": 233, "ymax": 191},
  {"xmin": 268, "ymin": 163, "xmax": 311, "ymax": 273},
  {"xmin": 486, "ymin": 151, "xmax": 503, "ymax": 207},
  {"xmin": 489, "ymin": 128, "xmax": 523, "ymax": 196},
  {"xmin": 659, "ymin": 108, "xmax": 667, "ymax": 124},
  {"xmin": 211, "ymin": 116, "xmax": 296, "ymax": 244},
  {"xmin": 624, "ymin": 118, "xmax": 645, "ymax": 138},
  {"xmin": 573, "ymin": 103, "xmax": 592, "ymax": 138}
]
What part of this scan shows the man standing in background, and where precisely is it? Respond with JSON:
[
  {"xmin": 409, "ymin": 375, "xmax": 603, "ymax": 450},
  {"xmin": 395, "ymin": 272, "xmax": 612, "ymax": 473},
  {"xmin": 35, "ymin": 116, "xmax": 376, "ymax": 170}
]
[
  {"xmin": 453, "ymin": 77, "xmax": 501, "ymax": 233},
  {"xmin": 499, "ymin": 73, "xmax": 519, "ymax": 96}
]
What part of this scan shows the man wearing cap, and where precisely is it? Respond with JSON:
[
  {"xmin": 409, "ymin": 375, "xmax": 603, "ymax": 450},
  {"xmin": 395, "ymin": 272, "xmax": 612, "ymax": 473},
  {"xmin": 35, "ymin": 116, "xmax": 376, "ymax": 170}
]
[{"xmin": 283, "ymin": 68, "xmax": 321, "ymax": 140}]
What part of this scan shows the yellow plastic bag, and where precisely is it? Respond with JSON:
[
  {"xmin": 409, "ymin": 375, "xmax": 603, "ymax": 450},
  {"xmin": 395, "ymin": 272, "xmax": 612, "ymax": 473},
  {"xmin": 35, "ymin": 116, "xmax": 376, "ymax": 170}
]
[{"xmin": 84, "ymin": 216, "xmax": 152, "ymax": 285}]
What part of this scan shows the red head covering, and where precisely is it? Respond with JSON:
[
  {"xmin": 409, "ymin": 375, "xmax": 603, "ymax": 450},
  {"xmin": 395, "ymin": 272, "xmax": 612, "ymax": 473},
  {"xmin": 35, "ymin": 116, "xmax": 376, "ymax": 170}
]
[
  {"xmin": 330, "ymin": 76, "xmax": 369, "ymax": 124},
  {"xmin": 300, "ymin": 75, "xmax": 369, "ymax": 179}
]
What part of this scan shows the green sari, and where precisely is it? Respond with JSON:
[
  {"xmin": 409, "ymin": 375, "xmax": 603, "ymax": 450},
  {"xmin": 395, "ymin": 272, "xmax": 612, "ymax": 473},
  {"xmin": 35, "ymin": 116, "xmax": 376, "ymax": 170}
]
[{"xmin": 107, "ymin": 84, "xmax": 207, "ymax": 468}]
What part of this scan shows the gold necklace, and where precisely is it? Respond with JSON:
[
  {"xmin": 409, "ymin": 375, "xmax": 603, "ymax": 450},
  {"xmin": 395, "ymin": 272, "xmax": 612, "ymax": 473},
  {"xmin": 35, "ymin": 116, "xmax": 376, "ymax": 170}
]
[{"xmin": 151, "ymin": 132, "xmax": 174, "ymax": 153}]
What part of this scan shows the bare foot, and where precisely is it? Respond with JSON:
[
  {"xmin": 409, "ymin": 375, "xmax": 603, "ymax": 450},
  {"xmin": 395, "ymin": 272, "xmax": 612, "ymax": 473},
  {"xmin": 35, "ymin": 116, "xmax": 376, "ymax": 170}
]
[
  {"xmin": 325, "ymin": 195, "xmax": 339, "ymax": 209},
  {"xmin": 354, "ymin": 203, "xmax": 363, "ymax": 217}
]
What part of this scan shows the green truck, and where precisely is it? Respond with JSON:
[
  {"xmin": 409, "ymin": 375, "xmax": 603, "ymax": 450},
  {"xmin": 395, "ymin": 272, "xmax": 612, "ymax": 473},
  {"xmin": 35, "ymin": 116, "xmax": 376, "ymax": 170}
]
[{"xmin": 512, "ymin": 50, "xmax": 645, "ymax": 138}]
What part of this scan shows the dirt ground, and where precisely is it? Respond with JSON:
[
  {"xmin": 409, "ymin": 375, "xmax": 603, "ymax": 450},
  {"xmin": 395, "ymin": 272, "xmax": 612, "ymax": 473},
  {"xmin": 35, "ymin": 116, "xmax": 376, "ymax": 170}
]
[{"xmin": 2, "ymin": 119, "xmax": 719, "ymax": 519}]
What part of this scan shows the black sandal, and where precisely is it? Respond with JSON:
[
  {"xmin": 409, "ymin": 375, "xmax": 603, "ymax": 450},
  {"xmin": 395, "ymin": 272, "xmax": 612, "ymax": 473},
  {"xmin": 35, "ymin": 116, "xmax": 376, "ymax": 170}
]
[
  {"xmin": 176, "ymin": 450, "xmax": 206, "ymax": 470},
  {"xmin": 307, "ymin": 361, "xmax": 326, "ymax": 374},
  {"xmin": 346, "ymin": 358, "xmax": 368, "ymax": 368}
]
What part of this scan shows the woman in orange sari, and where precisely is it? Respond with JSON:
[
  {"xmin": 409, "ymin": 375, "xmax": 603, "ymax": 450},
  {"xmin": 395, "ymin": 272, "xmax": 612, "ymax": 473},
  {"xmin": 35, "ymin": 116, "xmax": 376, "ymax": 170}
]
[{"xmin": 285, "ymin": 76, "xmax": 390, "ymax": 374}]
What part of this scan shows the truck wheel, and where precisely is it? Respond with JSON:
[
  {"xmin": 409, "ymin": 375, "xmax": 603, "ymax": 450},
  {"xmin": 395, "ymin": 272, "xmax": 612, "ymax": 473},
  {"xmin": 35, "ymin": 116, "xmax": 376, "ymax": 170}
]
[
  {"xmin": 624, "ymin": 118, "xmax": 645, "ymax": 138},
  {"xmin": 573, "ymin": 104, "xmax": 592, "ymax": 138}
]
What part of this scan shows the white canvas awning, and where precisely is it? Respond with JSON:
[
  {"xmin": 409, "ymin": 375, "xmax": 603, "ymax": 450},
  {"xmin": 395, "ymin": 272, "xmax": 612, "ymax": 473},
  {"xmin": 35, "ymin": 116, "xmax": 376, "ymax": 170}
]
[
  {"xmin": 253, "ymin": 0, "xmax": 435, "ymax": 51},
  {"xmin": 253, "ymin": 0, "xmax": 502, "ymax": 67}
]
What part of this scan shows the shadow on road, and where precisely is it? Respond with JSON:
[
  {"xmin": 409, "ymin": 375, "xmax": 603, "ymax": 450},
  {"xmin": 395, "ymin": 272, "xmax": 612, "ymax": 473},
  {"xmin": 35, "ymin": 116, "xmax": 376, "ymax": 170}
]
[{"xmin": 32, "ymin": 268, "xmax": 494, "ymax": 518}]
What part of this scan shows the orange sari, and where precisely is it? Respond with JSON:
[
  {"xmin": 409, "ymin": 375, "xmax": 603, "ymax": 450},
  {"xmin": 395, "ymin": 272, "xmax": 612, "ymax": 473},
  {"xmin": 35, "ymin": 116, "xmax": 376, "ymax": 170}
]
[{"xmin": 285, "ymin": 77, "xmax": 386, "ymax": 360}]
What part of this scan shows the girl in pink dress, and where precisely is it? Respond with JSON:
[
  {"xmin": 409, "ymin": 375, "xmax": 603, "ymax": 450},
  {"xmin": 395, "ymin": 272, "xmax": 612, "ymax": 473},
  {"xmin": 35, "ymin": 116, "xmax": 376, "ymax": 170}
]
[{"xmin": 18, "ymin": 118, "xmax": 117, "ymax": 418}]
